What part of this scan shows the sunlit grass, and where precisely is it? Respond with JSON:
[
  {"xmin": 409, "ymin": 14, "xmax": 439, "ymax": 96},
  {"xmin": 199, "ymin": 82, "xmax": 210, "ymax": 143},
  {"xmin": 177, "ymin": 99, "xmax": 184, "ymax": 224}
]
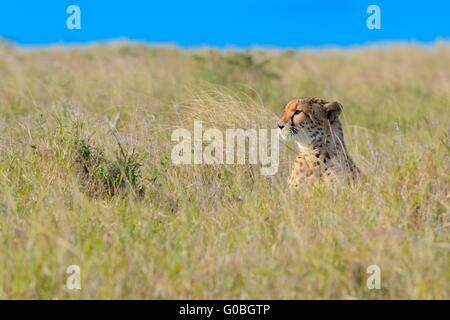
[{"xmin": 0, "ymin": 43, "xmax": 448, "ymax": 299}]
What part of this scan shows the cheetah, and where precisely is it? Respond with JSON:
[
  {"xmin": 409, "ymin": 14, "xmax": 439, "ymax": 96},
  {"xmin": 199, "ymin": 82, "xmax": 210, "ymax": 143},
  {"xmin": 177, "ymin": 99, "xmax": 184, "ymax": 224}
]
[{"xmin": 277, "ymin": 97, "xmax": 360, "ymax": 189}]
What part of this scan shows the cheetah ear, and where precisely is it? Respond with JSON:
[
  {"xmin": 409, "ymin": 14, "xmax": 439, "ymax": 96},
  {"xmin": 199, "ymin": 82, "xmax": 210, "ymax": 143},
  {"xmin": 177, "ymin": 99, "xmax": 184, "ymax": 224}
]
[{"xmin": 324, "ymin": 101, "xmax": 342, "ymax": 123}]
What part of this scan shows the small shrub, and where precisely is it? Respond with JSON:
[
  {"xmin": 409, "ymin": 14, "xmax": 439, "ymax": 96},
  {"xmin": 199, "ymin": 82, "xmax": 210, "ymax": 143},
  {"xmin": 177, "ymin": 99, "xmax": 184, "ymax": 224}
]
[{"xmin": 72, "ymin": 136, "xmax": 145, "ymax": 199}]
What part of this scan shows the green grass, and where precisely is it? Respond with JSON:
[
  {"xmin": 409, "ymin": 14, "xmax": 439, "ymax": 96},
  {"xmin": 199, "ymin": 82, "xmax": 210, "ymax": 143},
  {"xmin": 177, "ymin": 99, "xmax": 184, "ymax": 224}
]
[{"xmin": 0, "ymin": 43, "xmax": 448, "ymax": 299}]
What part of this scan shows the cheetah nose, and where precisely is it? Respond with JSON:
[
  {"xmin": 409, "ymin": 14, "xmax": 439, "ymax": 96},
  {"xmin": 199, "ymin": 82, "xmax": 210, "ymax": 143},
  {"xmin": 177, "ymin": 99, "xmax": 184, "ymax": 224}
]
[{"xmin": 278, "ymin": 124, "xmax": 285, "ymax": 130}]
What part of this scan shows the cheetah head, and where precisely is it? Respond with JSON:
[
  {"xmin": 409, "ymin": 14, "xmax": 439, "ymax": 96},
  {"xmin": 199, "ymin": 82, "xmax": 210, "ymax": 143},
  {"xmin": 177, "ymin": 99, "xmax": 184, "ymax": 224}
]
[{"xmin": 277, "ymin": 97, "xmax": 342, "ymax": 149}]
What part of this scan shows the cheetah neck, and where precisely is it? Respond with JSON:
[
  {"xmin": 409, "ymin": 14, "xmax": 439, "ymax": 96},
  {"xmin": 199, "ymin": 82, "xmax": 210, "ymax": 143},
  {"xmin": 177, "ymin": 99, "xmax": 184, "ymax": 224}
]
[
  {"xmin": 299, "ymin": 122, "xmax": 349, "ymax": 159},
  {"xmin": 288, "ymin": 122, "xmax": 359, "ymax": 188}
]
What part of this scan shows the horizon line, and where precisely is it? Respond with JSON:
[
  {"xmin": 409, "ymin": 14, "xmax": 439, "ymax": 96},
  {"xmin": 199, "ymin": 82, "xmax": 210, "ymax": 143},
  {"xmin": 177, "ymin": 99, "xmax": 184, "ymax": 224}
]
[{"xmin": 1, "ymin": 37, "xmax": 450, "ymax": 52}]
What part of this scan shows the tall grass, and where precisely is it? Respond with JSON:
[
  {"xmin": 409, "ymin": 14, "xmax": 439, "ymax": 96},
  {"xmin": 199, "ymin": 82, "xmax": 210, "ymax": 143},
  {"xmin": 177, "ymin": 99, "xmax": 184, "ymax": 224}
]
[{"xmin": 0, "ymin": 43, "xmax": 448, "ymax": 299}]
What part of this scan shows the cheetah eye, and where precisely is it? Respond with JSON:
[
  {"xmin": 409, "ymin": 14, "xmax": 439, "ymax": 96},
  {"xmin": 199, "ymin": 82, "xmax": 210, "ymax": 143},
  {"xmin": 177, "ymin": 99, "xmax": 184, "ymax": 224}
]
[{"xmin": 291, "ymin": 110, "xmax": 302, "ymax": 120}]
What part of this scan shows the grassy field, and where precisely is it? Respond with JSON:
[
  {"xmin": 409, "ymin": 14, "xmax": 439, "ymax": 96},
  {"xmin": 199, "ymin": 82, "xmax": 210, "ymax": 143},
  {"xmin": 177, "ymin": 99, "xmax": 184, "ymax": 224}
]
[{"xmin": 0, "ymin": 42, "xmax": 448, "ymax": 299}]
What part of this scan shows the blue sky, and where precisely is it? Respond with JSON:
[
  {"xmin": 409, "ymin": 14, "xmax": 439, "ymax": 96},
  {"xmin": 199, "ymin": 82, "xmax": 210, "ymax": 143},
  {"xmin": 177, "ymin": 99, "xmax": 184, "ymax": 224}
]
[{"xmin": 0, "ymin": 0, "xmax": 449, "ymax": 48}]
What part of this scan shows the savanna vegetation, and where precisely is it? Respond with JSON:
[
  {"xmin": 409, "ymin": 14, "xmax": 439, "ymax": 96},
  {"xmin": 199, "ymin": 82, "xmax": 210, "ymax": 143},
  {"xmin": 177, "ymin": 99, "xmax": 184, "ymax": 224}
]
[{"xmin": 0, "ymin": 41, "xmax": 448, "ymax": 299}]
